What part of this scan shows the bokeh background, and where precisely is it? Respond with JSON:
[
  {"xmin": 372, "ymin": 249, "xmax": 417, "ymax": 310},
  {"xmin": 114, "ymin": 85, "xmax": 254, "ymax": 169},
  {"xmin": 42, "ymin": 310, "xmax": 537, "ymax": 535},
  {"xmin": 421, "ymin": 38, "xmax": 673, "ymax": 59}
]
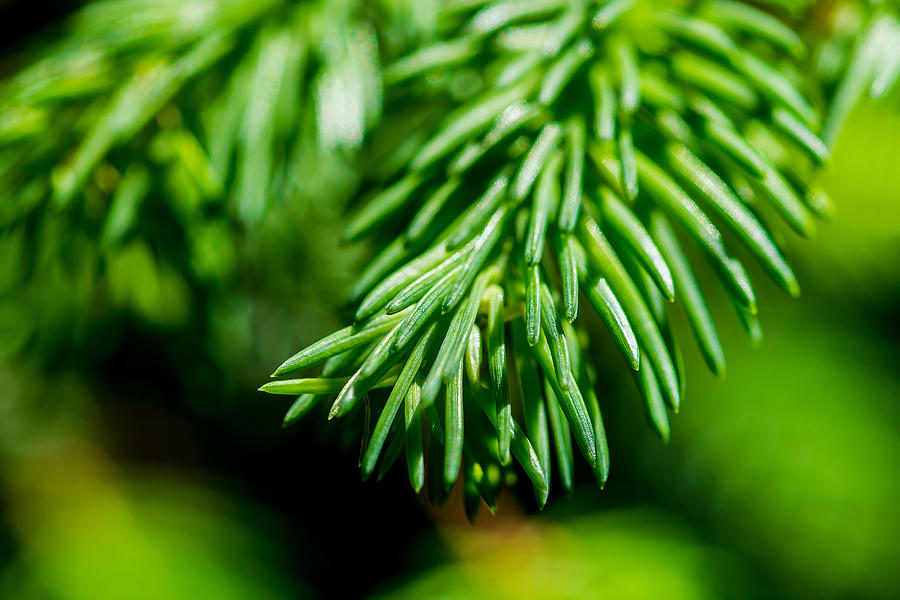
[{"xmin": 1, "ymin": 2, "xmax": 898, "ymax": 599}]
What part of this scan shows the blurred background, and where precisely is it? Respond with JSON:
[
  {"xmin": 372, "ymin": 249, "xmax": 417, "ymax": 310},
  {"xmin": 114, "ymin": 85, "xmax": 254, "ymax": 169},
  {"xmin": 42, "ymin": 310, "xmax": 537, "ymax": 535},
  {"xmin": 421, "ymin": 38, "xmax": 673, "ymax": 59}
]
[{"xmin": 0, "ymin": 1, "xmax": 898, "ymax": 599}]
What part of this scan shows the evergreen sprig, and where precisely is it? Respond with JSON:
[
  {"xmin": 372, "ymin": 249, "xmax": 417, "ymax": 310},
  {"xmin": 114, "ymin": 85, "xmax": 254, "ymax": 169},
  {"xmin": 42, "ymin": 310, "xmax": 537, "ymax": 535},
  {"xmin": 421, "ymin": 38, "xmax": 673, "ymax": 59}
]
[
  {"xmin": 263, "ymin": 0, "xmax": 843, "ymax": 513},
  {"xmin": 2, "ymin": 0, "xmax": 895, "ymax": 515}
]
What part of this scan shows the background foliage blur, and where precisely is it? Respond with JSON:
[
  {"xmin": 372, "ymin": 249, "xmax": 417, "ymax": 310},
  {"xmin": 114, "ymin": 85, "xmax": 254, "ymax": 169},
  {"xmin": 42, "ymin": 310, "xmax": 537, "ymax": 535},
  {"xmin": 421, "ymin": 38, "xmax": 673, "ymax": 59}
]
[{"xmin": 0, "ymin": 1, "xmax": 898, "ymax": 599}]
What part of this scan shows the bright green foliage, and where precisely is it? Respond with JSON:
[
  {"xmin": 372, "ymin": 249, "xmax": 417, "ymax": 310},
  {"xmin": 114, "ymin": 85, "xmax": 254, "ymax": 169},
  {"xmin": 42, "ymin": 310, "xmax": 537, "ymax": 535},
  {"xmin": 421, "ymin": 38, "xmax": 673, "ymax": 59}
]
[
  {"xmin": 0, "ymin": 0, "xmax": 383, "ymax": 355},
  {"xmin": 261, "ymin": 0, "xmax": 861, "ymax": 512},
  {"xmin": 815, "ymin": 3, "xmax": 900, "ymax": 145}
]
